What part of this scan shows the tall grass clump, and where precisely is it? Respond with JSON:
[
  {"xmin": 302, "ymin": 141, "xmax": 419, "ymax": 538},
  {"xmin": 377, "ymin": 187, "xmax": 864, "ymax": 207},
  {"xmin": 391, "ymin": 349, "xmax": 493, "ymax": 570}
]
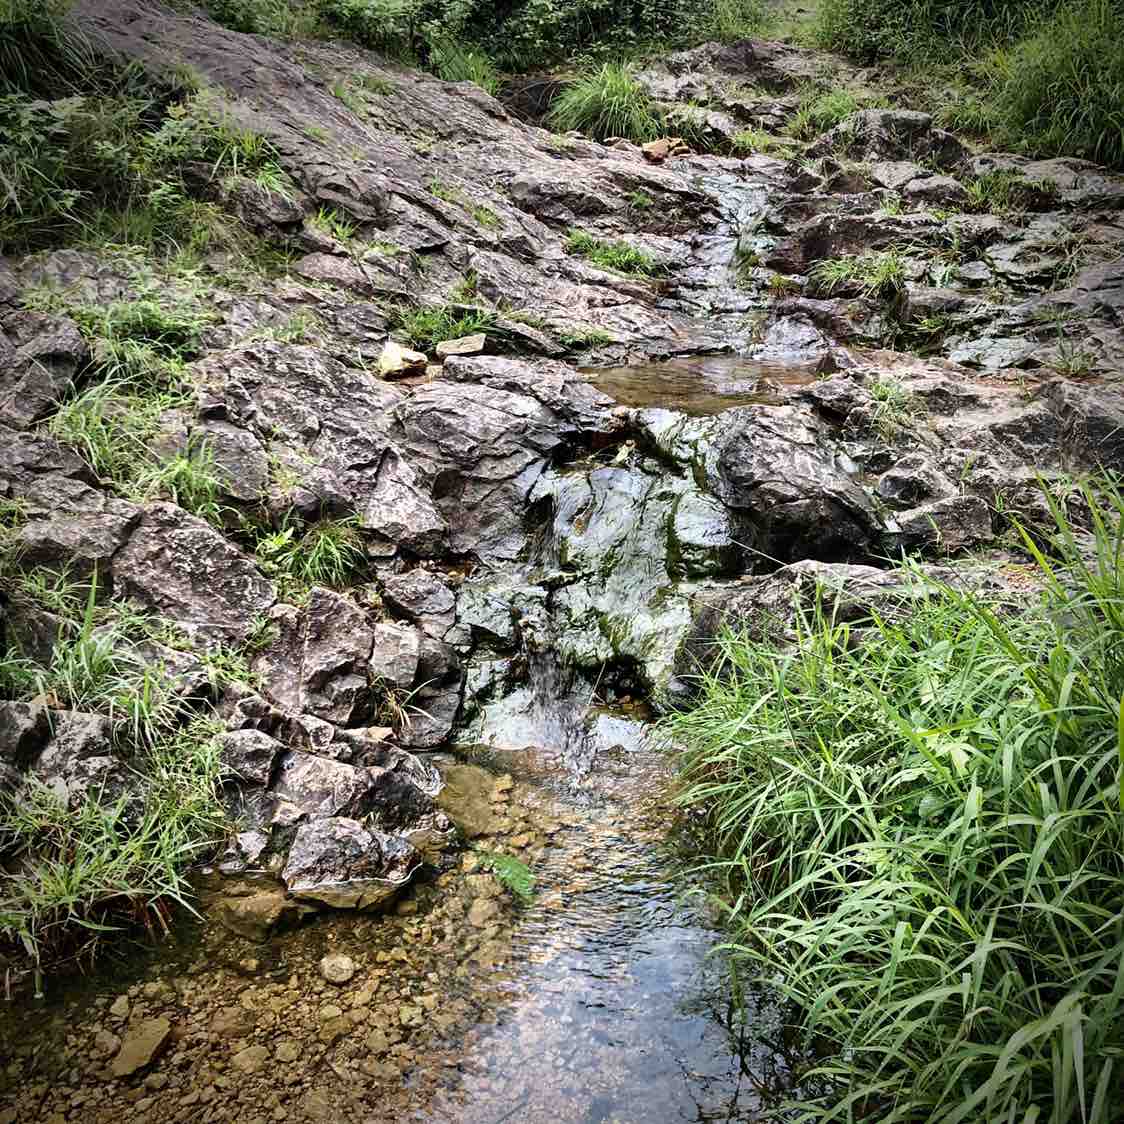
[
  {"xmin": 0, "ymin": 718, "xmax": 224, "ymax": 980},
  {"xmin": 548, "ymin": 63, "xmax": 660, "ymax": 143},
  {"xmin": 668, "ymin": 479, "xmax": 1124, "ymax": 1122},
  {"xmin": 990, "ymin": 0, "xmax": 1124, "ymax": 170}
]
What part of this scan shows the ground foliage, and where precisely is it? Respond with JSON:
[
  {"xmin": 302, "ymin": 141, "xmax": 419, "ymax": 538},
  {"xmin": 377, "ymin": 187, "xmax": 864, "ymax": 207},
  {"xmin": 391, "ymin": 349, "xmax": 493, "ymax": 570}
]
[
  {"xmin": 817, "ymin": 0, "xmax": 1124, "ymax": 169},
  {"xmin": 668, "ymin": 481, "xmax": 1124, "ymax": 1121}
]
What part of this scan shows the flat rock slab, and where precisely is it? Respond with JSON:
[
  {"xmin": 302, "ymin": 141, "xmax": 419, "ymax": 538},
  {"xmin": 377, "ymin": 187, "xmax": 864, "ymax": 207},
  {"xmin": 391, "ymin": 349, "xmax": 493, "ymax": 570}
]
[{"xmin": 111, "ymin": 1017, "xmax": 172, "ymax": 1077}]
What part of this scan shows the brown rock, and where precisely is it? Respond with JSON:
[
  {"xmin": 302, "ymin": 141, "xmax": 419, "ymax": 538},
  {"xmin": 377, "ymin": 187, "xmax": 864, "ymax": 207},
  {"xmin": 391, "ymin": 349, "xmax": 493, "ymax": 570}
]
[
  {"xmin": 111, "ymin": 1017, "xmax": 172, "ymax": 1078},
  {"xmin": 641, "ymin": 138, "xmax": 671, "ymax": 163},
  {"xmin": 435, "ymin": 333, "xmax": 486, "ymax": 359}
]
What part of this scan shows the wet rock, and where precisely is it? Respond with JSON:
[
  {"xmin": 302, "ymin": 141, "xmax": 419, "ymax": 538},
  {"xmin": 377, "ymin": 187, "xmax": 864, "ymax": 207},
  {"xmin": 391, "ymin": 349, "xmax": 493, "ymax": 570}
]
[
  {"xmin": 281, "ymin": 816, "xmax": 420, "ymax": 909},
  {"xmin": 319, "ymin": 953, "xmax": 356, "ymax": 984},
  {"xmin": 210, "ymin": 1007, "xmax": 257, "ymax": 1038},
  {"xmin": 214, "ymin": 887, "xmax": 312, "ymax": 941},
  {"xmin": 111, "ymin": 1017, "xmax": 172, "ymax": 1078},
  {"xmin": 231, "ymin": 1045, "xmax": 271, "ymax": 1075},
  {"xmin": 112, "ymin": 503, "xmax": 275, "ymax": 647},
  {"xmin": 436, "ymin": 764, "xmax": 498, "ymax": 838}
]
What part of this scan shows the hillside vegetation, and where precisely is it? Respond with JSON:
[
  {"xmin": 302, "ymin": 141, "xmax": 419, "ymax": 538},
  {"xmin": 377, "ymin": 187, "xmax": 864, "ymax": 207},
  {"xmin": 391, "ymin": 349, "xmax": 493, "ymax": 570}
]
[
  {"xmin": 670, "ymin": 482, "xmax": 1124, "ymax": 1120},
  {"xmin": 817, "ymin": 0, "xmax": 1124, "ymax": 169}
]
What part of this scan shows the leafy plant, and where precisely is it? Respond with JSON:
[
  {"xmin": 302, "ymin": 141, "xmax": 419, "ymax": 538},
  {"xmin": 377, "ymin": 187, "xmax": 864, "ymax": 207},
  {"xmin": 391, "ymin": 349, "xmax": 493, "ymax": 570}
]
[
  {"xmin": 809, "ymin": 249, "xmax": 907, "ymax": 299},
  {"xmin": 548, "ymin": 64, "xmax": 660, "ymax": 143},
  {"xmin": 790, "ymin": 88, "xmax": 862, "ymax": 139},
  {"xmin": 475, "ymin": 849, "xmax": 535, "ymax": 901},
  {"xmin": 392, "ymin": 304, "xmax": 496, "ymax": 351},
  {"xmin": 557, "ymin": 325, "xmax": 615, "ymax": 349},
  {"xmin": 0, "ymin": 716, "xmax": 224, "ymax": 979},
  {"xmin": 429, "ymin": 39, "xmax": 500, "ymax": 96},
  {"xmin": 868, "ymin": 375, "xmax": 918, "ymax": 440},
  {"xmin": 253, "ymin": 516, "xmax": 368, "ymax": 592}
]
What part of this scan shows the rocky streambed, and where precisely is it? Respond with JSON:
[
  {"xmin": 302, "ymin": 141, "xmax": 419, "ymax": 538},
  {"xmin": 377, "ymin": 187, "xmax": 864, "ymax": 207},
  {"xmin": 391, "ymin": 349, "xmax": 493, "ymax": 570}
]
[
  {"xmin": 3, "ymin": 2, "xmax": 1124, "ymax": 1120},
  {"xmin": 0, "ymin": 738, "xmax": 798, "ymax": 1124}
]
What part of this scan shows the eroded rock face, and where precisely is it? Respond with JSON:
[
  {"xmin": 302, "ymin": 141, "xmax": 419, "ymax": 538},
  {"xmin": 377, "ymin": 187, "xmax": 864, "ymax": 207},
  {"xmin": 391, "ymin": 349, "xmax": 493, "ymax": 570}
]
[
  {"xmin": 1, "ymin": 0, "xmax": 1121, "ymax": 952},
  {"xmin": 112, "ymin": 503, "xmax": 275, "ymax": 646}
]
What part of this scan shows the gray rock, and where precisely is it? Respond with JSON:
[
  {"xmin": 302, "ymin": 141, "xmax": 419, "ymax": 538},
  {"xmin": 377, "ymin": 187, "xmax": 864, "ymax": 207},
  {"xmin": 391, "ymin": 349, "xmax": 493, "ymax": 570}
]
[
  {"xmin": 707, "ymin": 405, "xmax": 883, "ymax": 561},
  {"xmin": 319, "ymin": 952, "xmax": 356, "ymax": 983},
  {"xmin": 111, "ymin": 503, "xmax": 275, "ymax": 647},
  {"xmin": 381, "ymin": 570, "xmax": 457, "ymax": 637},
  {"xmin": 301, "ymin": 587, "xmax": 375, "ymax": 724},
  {"xmin": 267, "ymin": 751, "xmax": 382, "ymax": 823},
  {"xmin": 281, "ymin": 816, "xmax": 420, "ymax": 910},
  {"xmin": 30, "ymin": 712, "xmax": 114, "ymax": 781},
  {"xmin": 217, "ymin": 729, "xmax": 283, "ymax": 787},
  {"xmin": 368, "ymin": 622, "xmax": 421, "ymax": 689},
  {"xmin": 192, "ymin": 419, "xmax": 269, "ymax": 503},
  {"xmin": 0, "ymin": 311, "xmax": 88, "ymax": 428},
  {"xmin": 0, "ymin": 701, "xmax": 50, "ymax": 769},
  {"xmin": 807, "ymin": 109, "xmax": 967, "ymax": 168},
  {"xmin": 897, "ymin": 495, "xmax": 994, "ymax": 553}
]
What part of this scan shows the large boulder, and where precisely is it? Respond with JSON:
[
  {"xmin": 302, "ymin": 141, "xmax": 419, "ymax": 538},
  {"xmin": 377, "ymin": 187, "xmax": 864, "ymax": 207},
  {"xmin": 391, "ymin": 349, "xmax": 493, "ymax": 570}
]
[
  {"xmin": 280, "ymin": 816, "xmax": 420, "ymax": 909},
  {"xmin": 706, "ymin": 405, "xmax": 883, "ymax": 561},
  {"xmin": 111, "ymin": 503, "xmax": 275, "ymax": 646}
]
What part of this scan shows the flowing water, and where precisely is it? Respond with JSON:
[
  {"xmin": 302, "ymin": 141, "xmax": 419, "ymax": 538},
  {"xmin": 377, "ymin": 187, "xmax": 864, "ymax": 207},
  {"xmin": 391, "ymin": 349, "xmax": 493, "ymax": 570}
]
[{"xmin": 0, "ymin": 689, "xmax": 797, "ymax": 1124}]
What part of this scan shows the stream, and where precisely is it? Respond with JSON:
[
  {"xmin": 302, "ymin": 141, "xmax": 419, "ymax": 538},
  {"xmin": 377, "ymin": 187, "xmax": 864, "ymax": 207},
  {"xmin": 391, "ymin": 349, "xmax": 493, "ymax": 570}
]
[{"xmin": 0, "ymin": 704, "xmax": 797, "ymax": 1124}]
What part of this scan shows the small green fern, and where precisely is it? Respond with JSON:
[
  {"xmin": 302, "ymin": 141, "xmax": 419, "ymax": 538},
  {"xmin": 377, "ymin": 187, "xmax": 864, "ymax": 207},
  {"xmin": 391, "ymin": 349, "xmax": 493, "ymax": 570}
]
[{"xmin": 476, "ymin": 850, "xmax": 536, "ymax": 902}]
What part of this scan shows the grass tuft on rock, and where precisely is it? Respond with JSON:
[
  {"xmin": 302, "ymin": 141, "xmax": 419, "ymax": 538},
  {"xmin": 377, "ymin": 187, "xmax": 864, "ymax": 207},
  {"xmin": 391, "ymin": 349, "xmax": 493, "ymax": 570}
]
[
  {"xmin": 566, "ymin": 230, "xmax": 658, "ymax": 277},
  {"xmin": 548, "ymin": 63, "xmax": 660, "ymax": 143},
  {"xmin": 667, "ymin": 478, "xmax": 1124, "ymax": 1121}
]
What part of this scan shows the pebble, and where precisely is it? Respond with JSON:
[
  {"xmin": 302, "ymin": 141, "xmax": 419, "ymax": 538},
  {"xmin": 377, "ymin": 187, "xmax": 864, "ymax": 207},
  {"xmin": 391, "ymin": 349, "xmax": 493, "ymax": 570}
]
[{"xmin": 319, "ymin": 953, "xmax": 356, "ymax": 984}]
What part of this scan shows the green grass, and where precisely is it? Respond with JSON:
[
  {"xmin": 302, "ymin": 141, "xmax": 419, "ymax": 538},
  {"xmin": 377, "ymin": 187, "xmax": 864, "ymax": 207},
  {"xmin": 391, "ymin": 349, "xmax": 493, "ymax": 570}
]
[
  {"xmin": 566, "ymin": 230, "xmax": 658, "ymax": 277},
  {"xmin": 990, "ymin": 0, "xmax": 1124, "ymax": 169},
  {"xmin": 557, "ymin": 326, "xmax": 615, "ymax": 350},
  {"xmin": 429, "ymin": 40, "xmax": 501, "ymax": 96},
  {"xmin": 815, "ymin": 0, "xmax": 1124, "ymax": 170},
  {"xmin": 962, "ymin": 169, "xmax": 1060, "ymax": 214},
  {"xmin": 392, "ymin": 305, "xmax": 497, "ymax": 352},
  {"xmin": 253, "ymin": 516, "xmax": 368, "ymax": 595},
  {"xmin": 790, "ymin": 89, "xmax": 863, "ymax": 139},
  {"xmin": 667, "ymin": 478, "xmax": 1124, "ymax": 1122},
  {"xmin": 0, "ymin": 716, "xmax": 224, "ymax": 983},
  {"xmin": 869, "ymin": 375, "xmax": 918, "ymax": 440},
  {"xmin": 732, "ymin": 128, "xmax": 795, "ymax": 157},
  {"xmin": 809, "ymin": 249, "xmax": 907, "ymax": 299},
  {"xmin": 548, "ymin": 64, "xmax": 661, "ymax": 143}
]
